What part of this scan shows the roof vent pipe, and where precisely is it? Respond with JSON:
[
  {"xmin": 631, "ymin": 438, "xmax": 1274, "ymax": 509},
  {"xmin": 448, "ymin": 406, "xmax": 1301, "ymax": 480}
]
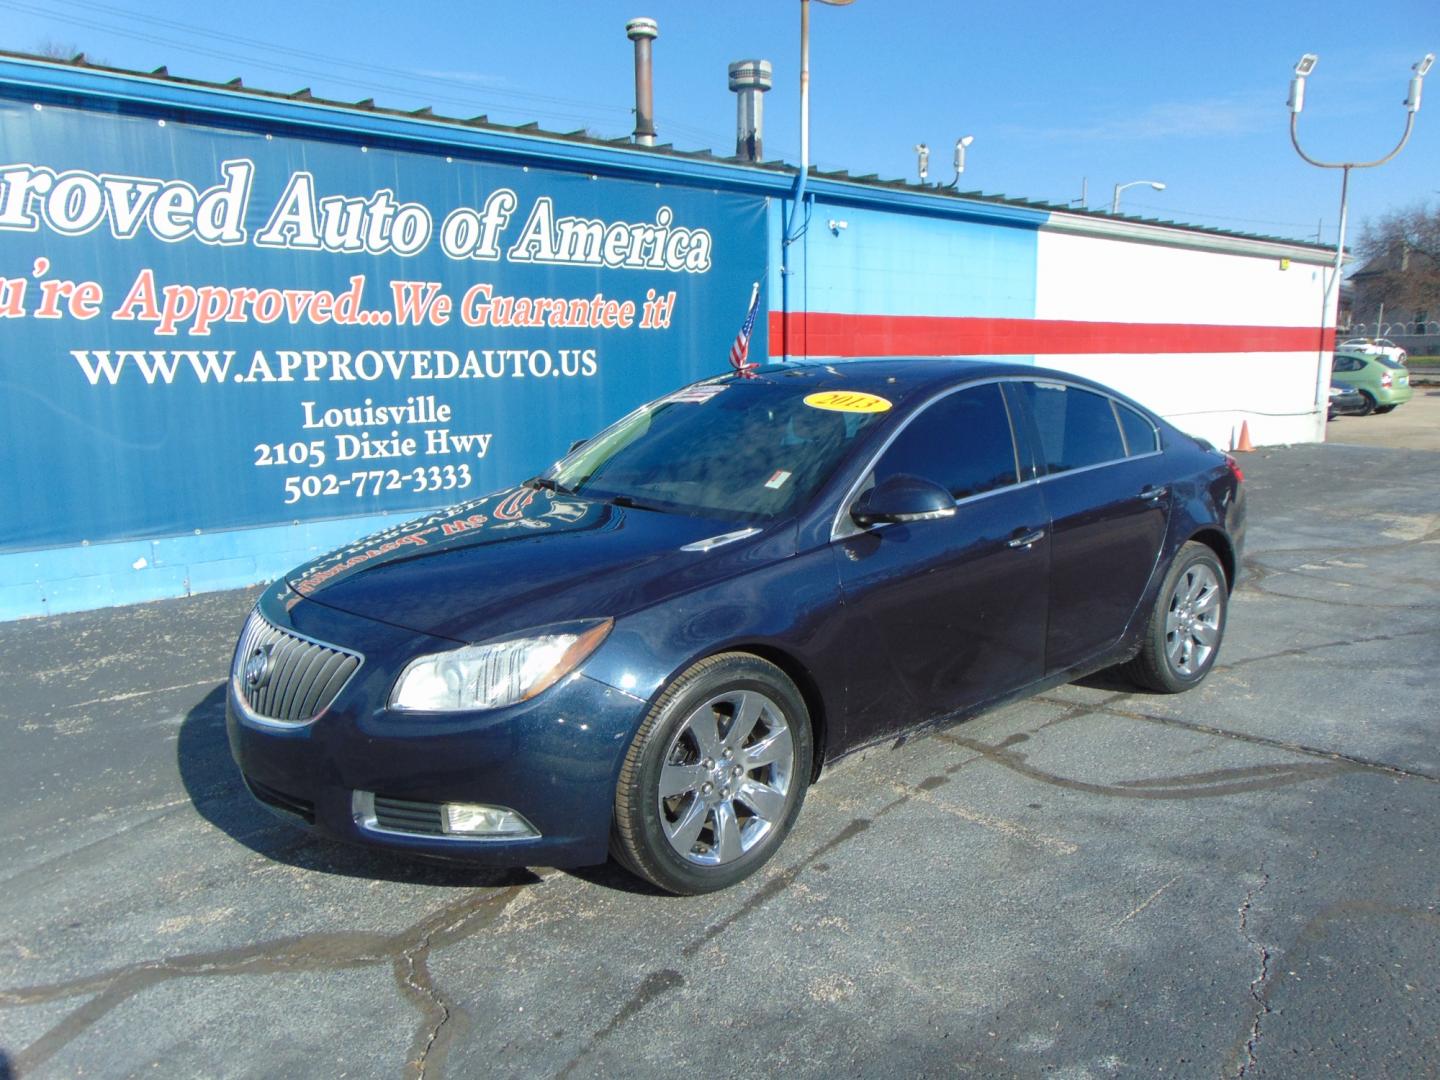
[
  {"xmin": 728, "ymin": 59, "xmax": 773, "ymax": 162},
  {"xmin": 626, "ymin": 17, "xmax": 658, "ymax": 147}
]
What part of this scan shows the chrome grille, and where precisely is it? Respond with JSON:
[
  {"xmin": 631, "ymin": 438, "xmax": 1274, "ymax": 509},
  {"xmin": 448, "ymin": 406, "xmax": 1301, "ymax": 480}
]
[
  {"xmin": 233, "ymin": 610, "xmax": 361, "ymax": 724},
  {"xmin": 372, "ymin": 795, "xmax": 446, "ymax": 836}
]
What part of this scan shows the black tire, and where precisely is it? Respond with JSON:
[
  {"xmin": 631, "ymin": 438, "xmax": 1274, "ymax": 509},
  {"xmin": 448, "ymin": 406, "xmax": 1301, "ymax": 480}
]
[
  {"xmin": 1374, "ymin": 404, "xmax": 1396, "ymax": 414},
  {"xmin": 1122, "ymin": 542, "xmax": 1228, "ymax": 694},
  {"xmin": 1357, "ymin": 391, "xmax": 1377, "ymax": 416},
  {"xmin": 611, "ymin": 653, "xmax": 813, "ymax": 895}
]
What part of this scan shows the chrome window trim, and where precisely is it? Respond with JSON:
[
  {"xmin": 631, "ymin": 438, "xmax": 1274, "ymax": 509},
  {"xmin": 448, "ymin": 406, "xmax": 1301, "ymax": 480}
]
[
  {"xmin": 830, "ymin": 375, "xmax": 1163, "ymax": 542},
  {"xmin": 229, "ymin": 607, "xmax": 364, "ymax": 731}
]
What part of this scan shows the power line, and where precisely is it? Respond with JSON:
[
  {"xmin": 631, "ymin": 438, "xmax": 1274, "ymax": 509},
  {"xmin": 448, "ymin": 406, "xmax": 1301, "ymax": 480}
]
[
  {"xmin": 27, "ymin": 0, "xmax": 641, "ymax": 116},
  {"xmin": 2, "ymin": 0, "xmax": 635, "ymax": 133}
]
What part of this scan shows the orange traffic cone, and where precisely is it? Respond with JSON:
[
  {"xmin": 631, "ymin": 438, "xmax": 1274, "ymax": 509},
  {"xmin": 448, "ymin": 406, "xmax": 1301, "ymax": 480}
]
[{"xmin": 1234, "ymin": 420, "xmax": 1254, "ymax": 453}]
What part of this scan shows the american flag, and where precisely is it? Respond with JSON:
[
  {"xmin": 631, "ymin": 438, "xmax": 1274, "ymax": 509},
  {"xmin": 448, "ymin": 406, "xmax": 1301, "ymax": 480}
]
[{"xmin": 729, "ymin": 282, "xmax": 761, "ymax": 378}]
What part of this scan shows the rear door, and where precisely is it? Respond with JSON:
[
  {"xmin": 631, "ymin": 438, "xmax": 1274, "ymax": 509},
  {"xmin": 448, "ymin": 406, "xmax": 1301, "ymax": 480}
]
[
  {"xmin": 832, "ymin": 382, "xmax": 1049, "ymax": 743},
  {"xmin": 1006, "ymin": 380, "xmax": 1171, "ymax": 674}
]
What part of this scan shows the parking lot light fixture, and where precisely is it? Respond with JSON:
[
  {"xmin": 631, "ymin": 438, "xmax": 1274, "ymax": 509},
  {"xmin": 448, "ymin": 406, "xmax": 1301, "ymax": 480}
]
[
  {"xmin": 783, "ymin": 0, "xmax": 857, "ymax": 360},
  {"xmin": 950, "ymin": 135, "xmax": 974, "ymax": 186},
  {"xmin": 1111, "ymin": 179, "xmax": 1165, "ymax": 215},
  {"xmin": 1286, "ymin": 51, "xmax": 1432, "ymax": 431}
]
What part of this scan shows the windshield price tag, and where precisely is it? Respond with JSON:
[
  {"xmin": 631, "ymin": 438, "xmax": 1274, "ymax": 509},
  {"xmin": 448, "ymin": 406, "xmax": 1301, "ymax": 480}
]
[{"xmin": 763, "ymin": 469, "xmax": 792, "ymax": 490}]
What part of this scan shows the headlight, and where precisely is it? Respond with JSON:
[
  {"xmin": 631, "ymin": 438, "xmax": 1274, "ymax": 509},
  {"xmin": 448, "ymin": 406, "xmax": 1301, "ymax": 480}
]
[{"xmin": 389, "ymin": 619, "xmax": 613, "ymax": 712}]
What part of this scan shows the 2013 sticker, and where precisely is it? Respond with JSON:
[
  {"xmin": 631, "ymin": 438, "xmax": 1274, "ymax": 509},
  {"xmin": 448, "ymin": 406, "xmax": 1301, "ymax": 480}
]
[{"xmin": 803, "ymin": 391, "xmax": 893, "ymax": 413}]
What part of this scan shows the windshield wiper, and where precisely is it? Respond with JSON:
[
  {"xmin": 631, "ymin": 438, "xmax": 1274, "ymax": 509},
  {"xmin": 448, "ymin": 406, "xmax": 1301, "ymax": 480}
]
[
  {"xmin": 608, "ymin": 493, "xmax": 666, "ymax": 513},
  {"xmin": 524, "ymin": 476, "xmax": 575, "ymax": 495}
]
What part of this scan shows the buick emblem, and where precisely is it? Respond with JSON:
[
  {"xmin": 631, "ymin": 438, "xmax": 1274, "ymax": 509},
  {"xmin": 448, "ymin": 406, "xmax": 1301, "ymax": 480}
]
[{"xmin": 244, "ymin": 644, "xmax": 273, "ymax": 690}]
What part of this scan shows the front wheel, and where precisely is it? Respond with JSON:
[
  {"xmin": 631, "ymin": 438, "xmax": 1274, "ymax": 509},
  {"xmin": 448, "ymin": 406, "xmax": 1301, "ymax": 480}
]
[
  {"xmin": 1122, "ymin": 542, "xmax": 1228, "ymax": 693},
  {"xmin": 611, "ymin": 654, "xmax": 813, "ymax": 895}
]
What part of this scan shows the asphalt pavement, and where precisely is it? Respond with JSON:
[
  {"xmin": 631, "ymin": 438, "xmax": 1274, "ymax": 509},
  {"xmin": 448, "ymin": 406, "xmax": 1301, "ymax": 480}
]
[{"xmin": 1, "ymin": 430, "xmax": 1437, "ymax": 1079}]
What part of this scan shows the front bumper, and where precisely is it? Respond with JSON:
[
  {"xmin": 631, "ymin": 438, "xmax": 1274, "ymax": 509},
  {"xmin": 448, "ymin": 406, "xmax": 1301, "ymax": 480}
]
[{"xmin": 225, "ymin": 586, "xmax": 647, "ymax": 868}]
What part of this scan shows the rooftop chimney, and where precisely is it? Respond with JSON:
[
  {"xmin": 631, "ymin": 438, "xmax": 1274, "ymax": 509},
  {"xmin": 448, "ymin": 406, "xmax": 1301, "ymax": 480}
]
[
  {"xmin": 627, "ymin": 18, "xmax": 658, "ymax": 147},
  {"xmin": 728, "ymin": 59, "xmax": 773, "ymax": 162}
]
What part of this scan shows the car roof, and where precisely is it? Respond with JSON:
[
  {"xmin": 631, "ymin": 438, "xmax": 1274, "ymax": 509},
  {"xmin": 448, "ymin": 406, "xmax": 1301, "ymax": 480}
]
[{"xmin": 715, "ymin": 357, "xmax": 1126, "ymax": 408}]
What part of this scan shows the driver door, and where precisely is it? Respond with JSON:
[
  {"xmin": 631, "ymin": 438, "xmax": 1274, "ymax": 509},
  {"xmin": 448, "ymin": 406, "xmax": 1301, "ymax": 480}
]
[{"xmin": 831, "ymin": 382, "xmax": 1050, "ymax": 745}]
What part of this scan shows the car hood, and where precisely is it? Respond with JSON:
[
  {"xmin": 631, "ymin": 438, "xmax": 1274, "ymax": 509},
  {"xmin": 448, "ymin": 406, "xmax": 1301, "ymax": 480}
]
[{"xmin": 288, "ymin": 487, "xmax": 794, "ymax": 642}]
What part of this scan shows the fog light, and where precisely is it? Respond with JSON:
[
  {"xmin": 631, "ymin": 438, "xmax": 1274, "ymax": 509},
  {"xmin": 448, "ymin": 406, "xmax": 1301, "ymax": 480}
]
[{"xmin": 441, "ymin": 802, "xmax": 538, "ymax": 837}]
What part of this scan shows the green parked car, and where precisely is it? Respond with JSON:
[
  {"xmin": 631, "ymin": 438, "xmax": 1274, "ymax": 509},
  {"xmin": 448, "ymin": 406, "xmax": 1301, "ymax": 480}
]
[{"xmin": 1330, "ymin": 351, "xmax": 1413, "ymax": 414}]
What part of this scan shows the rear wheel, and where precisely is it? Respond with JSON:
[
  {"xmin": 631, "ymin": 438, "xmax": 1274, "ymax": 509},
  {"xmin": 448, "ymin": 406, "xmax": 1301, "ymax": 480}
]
[
  {"xmin": 611, "ymin": 654, "xmax": 812, "ymax": 894},
  {"xmin": 1123, "ymin": 542, "xmax": 1228, "ymax": 693},
  {"xmin": 1357, "ymin": 391, "xmax": 1377, "ymax": 416},
  {"xmin": 1374, "ymin": 404, "xmax": 1396, "ymax": 414}
]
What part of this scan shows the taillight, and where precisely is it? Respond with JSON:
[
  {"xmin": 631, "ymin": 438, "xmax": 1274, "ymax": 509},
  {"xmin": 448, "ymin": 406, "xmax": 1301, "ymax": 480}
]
[
  {"xmin": 1224, "ymin": 454, "xmax": 1244, "ymax": 483},
  {"xmin": 1381, "ymin": 372, "xmax": 1393, "ymax": 388}
]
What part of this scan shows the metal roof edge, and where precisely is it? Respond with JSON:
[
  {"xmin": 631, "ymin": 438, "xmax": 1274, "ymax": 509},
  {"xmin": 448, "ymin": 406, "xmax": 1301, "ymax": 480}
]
[
  {"xmin": 0, "ymin": 52, "xmax": 1332, "ymax": 256},
  {"xmin": 1041, "ymin": 209, "xmax": 1336, "ymax": 265},
  {"xmin": 0, "ymin": 54, "xmax": 1049, "ymax": 232},
  {"xmin": 0, "ymin": 54, "xmax": 783, "ymax": 193}
]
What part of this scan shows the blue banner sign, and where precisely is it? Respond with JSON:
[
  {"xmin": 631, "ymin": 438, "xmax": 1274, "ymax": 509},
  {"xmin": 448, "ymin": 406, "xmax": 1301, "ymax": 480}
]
[{"xmin": 0, "ymin": 97, "xmax": 768, "ymax": 551}]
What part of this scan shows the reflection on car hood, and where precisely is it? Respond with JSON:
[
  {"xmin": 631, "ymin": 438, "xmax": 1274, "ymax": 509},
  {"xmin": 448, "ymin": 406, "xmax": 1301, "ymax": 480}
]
[{"xmin": 287, "ymin": 487, "xmax": 792, "ymax": 642}]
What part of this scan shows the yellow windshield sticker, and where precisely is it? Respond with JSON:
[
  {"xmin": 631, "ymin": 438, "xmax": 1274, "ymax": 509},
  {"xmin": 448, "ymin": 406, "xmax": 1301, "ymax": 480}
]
[{"xmin": 803, "ymin": 391, "xmax": 892, "ymax": 414}]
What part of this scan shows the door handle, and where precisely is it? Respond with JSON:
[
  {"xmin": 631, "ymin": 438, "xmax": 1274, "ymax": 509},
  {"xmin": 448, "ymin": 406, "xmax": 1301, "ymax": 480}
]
[
  {"xmin": 1140, "ymin": 485, "xmax": 1170, "ymax": 502},
  {"xmin": 1007, "ymin": 528, "xmax": 1046, "ymax": 549}
]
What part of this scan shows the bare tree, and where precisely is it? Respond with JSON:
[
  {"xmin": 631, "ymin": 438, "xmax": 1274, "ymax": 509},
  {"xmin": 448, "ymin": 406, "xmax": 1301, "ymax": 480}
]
[
  {"xmin": 33, "ymin": 40, "xmax": 88, "ymax": 61},
  {"xmin": 1355, "ymin": 202, "xmax": 1440, "ymax": 317}
]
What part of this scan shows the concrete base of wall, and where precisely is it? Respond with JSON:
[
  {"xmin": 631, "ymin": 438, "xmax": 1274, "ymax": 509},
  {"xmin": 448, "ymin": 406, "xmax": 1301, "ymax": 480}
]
[{"xmin": 0, "ymin": 514, "xmax": 402, "ymax": 621}]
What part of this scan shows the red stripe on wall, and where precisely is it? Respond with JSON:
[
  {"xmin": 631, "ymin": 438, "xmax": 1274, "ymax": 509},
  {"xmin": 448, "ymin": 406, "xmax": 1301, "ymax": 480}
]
[{"xmin": 768, "ymin": 312, "xmax": 1336, "ymax": 357}]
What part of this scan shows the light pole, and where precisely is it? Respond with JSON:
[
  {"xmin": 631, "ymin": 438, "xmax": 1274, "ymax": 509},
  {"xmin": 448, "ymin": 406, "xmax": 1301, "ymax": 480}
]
[
  {"xmin": 1288, "ymin": 51, "xmax": 1433, "ymax": 432},
  {"xmin": 782, "ymin": 0, "xmax": 855, "ymax": 360},
  {"xmin": 1111, "ymin": 179, "xmax": 1165, "ymax": 214}
]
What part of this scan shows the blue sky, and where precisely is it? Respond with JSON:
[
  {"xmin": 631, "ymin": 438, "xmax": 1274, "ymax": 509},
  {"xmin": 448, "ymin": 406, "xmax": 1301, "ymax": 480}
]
[{"xmin": 5, "ymin": 0, "xmax": 1437, "ymax": 247}]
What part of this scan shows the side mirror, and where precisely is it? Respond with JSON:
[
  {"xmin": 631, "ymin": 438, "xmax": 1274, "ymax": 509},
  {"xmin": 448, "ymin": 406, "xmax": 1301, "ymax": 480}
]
[{"xmin": 851, "ymin": 474, "xmax": 956, "ymax": 528}]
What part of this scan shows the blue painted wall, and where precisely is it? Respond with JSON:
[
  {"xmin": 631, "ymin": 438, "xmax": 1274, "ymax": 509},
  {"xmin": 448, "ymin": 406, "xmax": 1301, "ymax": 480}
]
[
  {"xmin": 0, "ymin": 60, "xmax": 768, "ymax": 618},
  {"xmin": 769, "ymin": 198, "xmax": 1040, "ymax": 320}
]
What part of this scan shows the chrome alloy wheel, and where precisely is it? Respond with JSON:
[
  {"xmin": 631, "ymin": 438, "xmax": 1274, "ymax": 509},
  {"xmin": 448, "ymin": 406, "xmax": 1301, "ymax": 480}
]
[
  {"xmin": 657, "ymin": 690, "xmax": 795, "ymax": 866},
  {"xmin": 1165, "ymin": 562, "xmax": 1223, "ymax": 678}
]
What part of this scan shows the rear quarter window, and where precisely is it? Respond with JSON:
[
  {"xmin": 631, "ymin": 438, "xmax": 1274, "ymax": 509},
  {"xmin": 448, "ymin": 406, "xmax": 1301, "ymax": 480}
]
[
  {"xmin": 1018, "ymin": 382, "xmax": 1126, "ymax": 474},
  {"xmin": 1114, "ymin": 401, "xmax": 1159, "ymax": 455}
]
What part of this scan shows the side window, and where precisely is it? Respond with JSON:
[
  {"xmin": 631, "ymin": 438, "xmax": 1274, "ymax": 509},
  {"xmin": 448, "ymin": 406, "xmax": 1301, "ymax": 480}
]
[
  {"xmin": 1018, "ymin": 381, "xmax": 1126, "ymax": 474},
  {"xmin": 1333, "ymin": 355, "xmax": 1357, "ymax": 372},
  {"xmin": 872, "ymin": 383, "xmax": 1019, "ymax": 500},
  {"xmin": 1114, "ymin": 401, "xmax": 1159, "ymax": 456}
]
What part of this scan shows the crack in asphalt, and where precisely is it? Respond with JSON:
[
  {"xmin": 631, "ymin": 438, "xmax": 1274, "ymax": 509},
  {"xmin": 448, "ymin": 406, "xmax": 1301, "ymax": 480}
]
[
  {"xmin": 933, "ymin": 727, "xmax": 1352, "ymax": 800},
  {"xmin": 1076, "ymin": 704, "xmax": 1440, "ymax": 785},
  {"xmin": 0, "ymin": 880, "xmax": 531, "ymax": 1077},
  {"xmin": 1209, "ymin": 627, "xmax": 1440, "ymax": 675},
  {"xmin": 556, "ymin": 781, "xmax": 948, "ymax": 1079},
  {"xmin": 1233, "ymin": 862, "xmax": 1273, "ymax": 1078}
]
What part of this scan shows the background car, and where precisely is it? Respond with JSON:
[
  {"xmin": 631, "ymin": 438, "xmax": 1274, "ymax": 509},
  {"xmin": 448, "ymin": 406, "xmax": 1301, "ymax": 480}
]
[
  {"xmin": 1339, "ymin": 337, "xmax": 1409, "ymax": 366},
  {"xmin": 1327, "ymin": 382, "xmax": 1368, "ymax": 419},
  {"xmin": 227, "ymin": 360, "xmax": 1246, "ymax": 894},
  {"xmin": 1331, "ymin": 351, "xmax": 1413, "ymax": 414}
]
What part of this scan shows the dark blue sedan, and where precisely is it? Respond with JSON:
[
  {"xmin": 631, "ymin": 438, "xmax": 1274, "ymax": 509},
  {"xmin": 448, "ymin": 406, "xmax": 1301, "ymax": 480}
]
[{"xmin": 227, "ymin": 359, "xmax": 1245, "ymax": 894}]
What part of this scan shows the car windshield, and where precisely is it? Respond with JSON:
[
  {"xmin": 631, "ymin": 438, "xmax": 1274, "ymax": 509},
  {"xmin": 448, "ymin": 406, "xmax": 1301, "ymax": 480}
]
[{"xmin": 549, "ymin": 379, "xmax": 884, "ymax": 521}]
